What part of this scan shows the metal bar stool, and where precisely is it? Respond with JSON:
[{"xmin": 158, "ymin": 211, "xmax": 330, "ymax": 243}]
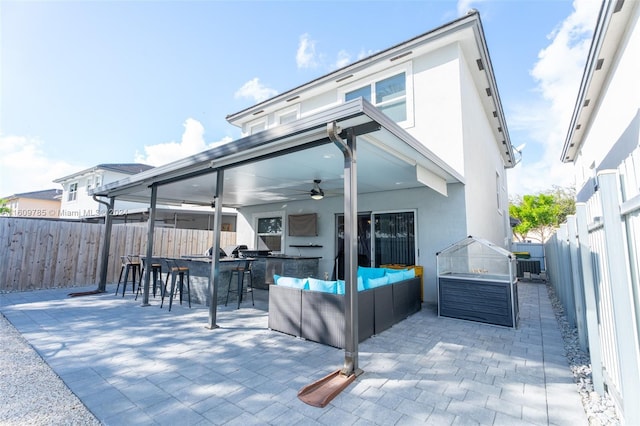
[
  {"xmin": 115, "ymin": 255, "xmax": 141, "ymax": 297},
  {"xmin": 135, "ymin": 257, "xmax": 163, "ymax": 300},
  {"xmin": 160, "ymin": 258, "xmax": 191, "ymax": 311},
  {"xmin": 225, "ymin": 259, "xmax": 254, "ymax": 309}
]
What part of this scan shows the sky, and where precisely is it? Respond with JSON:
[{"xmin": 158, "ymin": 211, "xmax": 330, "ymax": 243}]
[{"xmin": 0, "ymin": 0, "xmax": 602, "ymax": 199}]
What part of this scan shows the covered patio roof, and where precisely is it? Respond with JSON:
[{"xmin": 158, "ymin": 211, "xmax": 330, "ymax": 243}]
[
  {"xmin": 91, "ymin": 97, "xmax": 464, "ymax": 379},
  {"xmin": 91, "ymin": 98, "xmax": 463, "ymax": 206}
]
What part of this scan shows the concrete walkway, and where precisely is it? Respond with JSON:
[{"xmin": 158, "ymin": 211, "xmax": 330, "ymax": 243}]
[{"xmin": 0, "ymin": 281, "xmax": 586, "ymax": 425}]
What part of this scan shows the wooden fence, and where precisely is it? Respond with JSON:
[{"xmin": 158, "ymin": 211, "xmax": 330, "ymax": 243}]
[{"xmin": 0, "ymin": 217, "xmax": 236, "ymax": 292}]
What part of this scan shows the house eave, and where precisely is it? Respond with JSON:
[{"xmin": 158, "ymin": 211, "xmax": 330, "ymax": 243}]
[{"xmin": 561, "ymin": 0, "xmax": 637, "ymax": 163}]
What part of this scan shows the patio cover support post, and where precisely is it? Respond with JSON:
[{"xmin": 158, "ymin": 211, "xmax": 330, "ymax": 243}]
[
  {"xmin": 329, "ymin": 122, "xmax": 360, "ymax": 376},
  {"xmin": 141, "ymin": 184, "xmax": 158, "ymax": 306},
  {"xmin": 95, "ymin": 195, "xmax": 115, "ymax": 293},
  {"xmin": 207, "ymin": 171, "xmax": 224, "ymax": 329}
]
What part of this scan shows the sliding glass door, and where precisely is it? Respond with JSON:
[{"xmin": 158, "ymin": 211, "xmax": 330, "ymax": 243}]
[
  {"xmin": 335, "ymin": 210, "xmax": 416, "ymax": 278},
  {"xmin": 373, "ymin": 211, "xmax": 415, "ymax": 266}
]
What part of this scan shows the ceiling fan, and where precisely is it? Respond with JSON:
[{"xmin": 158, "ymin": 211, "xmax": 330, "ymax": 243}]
[{"xmin": 310, "ymin": 179, "xmax": 324, "ymax": 200}]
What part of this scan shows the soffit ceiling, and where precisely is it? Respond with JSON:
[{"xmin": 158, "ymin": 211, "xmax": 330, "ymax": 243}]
[{"xmin": 92, "ymin": 99, "xmax": 462, "ymax": 208}]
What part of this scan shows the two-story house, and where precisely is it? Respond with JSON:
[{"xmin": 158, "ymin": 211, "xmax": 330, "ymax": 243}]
[
  {"xmin": 559, "ymin": 0, "xmax": 639, "ymax": 423},
  {"xmin": 92, "ymin": 10, "xmax": 515, "ymax": 306},
  {"xmin": 1, "ymin": 189, "xmax": 62, "ymax": 218},
  {"xmin": 54, "ymin": 163, "xmax": 154, "ymax": 219}
]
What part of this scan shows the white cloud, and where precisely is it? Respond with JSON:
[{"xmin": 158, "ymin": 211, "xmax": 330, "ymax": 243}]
[
  {"xmin": 0, "ymin": 135, "xmax": 81, "ymax": 196},
  {"xmin": 134, "ymin": 118, "xmax": 232, "ymax": 167},
  {"xmin": 234, "ymin": 78, "xmax": 278, "ymax": 103},
  {"xmin": 357, "ymin": 49, "xmax": 377, "ymax": 61},
  {"xmin": 333, "ymin": 50, "xmax": 351, "ymax": 70},
  {"xmin": 296, "ymin": 33, "xmax": 319, "ymax": 69},
  {"xmin": 507, "ymin": 0, "xmax": 600, "ymax": 196}
]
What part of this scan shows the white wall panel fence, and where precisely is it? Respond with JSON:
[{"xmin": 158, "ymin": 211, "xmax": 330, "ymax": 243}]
[{"xmin": 545, "ymin": 152, "xmax": 640, "ymax": 425}]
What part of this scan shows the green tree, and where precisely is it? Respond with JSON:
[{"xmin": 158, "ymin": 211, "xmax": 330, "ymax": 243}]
[
  {"xmin": 509, "ymin": 187, "xmax": 575, "ymax": 242},
  {"xmin": 0, "ymin": 198, "xmax": 10, "ymax": 215}
]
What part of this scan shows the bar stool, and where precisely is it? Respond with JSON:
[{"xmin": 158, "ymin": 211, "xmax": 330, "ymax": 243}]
[
  {"xmin": 135, "ymin": 257, "xmax": 163, "ymax": 300},
  {"xmin": 225, "ymin": 259, "xmax": 254, "ymax": 309},
  {"xmin": 160, "ymin": 259, "xmax": 191, "ymax": 311},
  {"xmin": 115, "ymin": 255, "xmax": 141, "ymax": 297}
]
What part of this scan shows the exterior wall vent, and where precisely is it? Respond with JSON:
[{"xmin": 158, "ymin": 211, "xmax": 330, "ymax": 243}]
[
  {"xmin": 596, "ymin": 58, "xmax": 605, "ymax": 70},
  {"xmin": 286, "ymin": 96, "xmax": 300, "ymax": 102},
  {"xmin": 390, "ymin": 51, "xmax": 412, "ymax": 62},
  {"xmin": 335, "ymin": 74, "xmax": 353, "ymax": 83},
  {"xmin": 485, "ymin": 88, "xmax": 492, "ymax": 97},
  {"xmin": 252, "ymin": 110, "xmax": 264, "ymax": 116},
  {"xmin": 476, "ymin": 59, "xmax": 484, "ymax": 71}
]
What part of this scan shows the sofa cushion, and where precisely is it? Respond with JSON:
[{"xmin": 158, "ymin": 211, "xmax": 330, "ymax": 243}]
[
  {"xmin": 308, "ymin": 278, "xmax": 338, "ymax": 294},
  {"xmin": 336, "ymin": 276, "xmax": 364, "ymax": 294},
  {"xmin": 274, "ymin": 275, "xmax": 309, "ymax": 289},
  {"xmin": 402, "ymin": 268, "xmax": 416, "ymax": 280},
  {"xmin": 365, "ymin": 275, "xmax": 390, "ymax": 289},
  {"xmin": 358, "ymin": 266, "xmax": 386, "ymax": 281},
  {"xmin": 385, "ymin": 269, "xmax": 406, "ymax": 284}
]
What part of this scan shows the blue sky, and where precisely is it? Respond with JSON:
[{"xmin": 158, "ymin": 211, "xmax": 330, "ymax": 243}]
[{"xmin": 0, "ymin": 0, "xmax": 601, "ymax": 198}]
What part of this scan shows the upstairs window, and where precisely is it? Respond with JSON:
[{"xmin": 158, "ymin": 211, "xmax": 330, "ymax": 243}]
[
  {"xmin": 345, "ymin": 72, "xmax": 407, "ymax": 123},
  {"xmin": 68, "ymin": 182, "xmax": 78, "ymax": 202}
]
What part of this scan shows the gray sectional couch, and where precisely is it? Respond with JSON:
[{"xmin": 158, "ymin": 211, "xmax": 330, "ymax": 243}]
[{"xmin": 268, "ymin": 276, "xmax": 421, "ymax": 349}]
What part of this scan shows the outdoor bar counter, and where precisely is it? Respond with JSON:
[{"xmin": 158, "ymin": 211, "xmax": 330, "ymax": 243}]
[
  {"xmin": 159, "ymin": 254, "xmax": 320, "ymax": 305},
  {"xmin": 248, "ymin": 254, "xmax": 321, "ymax": 290}
]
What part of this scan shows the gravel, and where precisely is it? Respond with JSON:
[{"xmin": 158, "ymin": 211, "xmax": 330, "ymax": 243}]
[
  {"xmin": 0, "ymin": 313, "xmax": 101, "ymax": 426},
  {"xmin": 545, "ymin": 282, "xmax": 621, "ymax": 425},
  {"xmin": 0, "ymin": 283, "xmax": 622, "ymax": 425}
]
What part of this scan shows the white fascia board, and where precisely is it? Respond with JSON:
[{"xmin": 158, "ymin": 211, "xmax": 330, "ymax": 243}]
[{"xmin": 417, "ymin": 164, "xmax": 448, "ymax": 196}]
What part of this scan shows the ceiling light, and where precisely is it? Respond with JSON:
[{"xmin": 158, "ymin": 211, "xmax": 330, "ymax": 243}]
[{"xmin": 310, "ymin": 179, "xmax": 324, "ymax": 200}]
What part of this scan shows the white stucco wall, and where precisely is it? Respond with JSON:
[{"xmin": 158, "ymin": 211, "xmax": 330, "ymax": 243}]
[
  {"xmin": 409, "ymin": 44, "xmax": 465, "ymax": 176},
  {"xmin": 459, "ymin": 49, "xmax": 510, "ymax": 247},
  {"xmin": 235, "ymin": 184, "xmax": 467, "ymax": 304},
  {"xmin": 573, "ymin": 5, "xmax": 640, "ymax": 190}
]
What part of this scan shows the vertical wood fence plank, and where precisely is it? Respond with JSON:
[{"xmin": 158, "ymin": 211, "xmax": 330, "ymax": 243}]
[{"xmin": 0, "ymin": 218, "xmax": 236, "ymax": 292}]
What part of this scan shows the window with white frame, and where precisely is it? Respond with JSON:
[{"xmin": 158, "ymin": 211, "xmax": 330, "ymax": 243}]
[
  {"xmin": 68, "ymin": 182, "xmax": 78, "ymax": 202},
  {"xmin": 86, "ymin": 178, "xmax": 93, "ymax": 192},
  {"xmin": 496, "ymin": 171, "xmax": 505, "ymax": 211},
  {"xmin": 345, "ymin": 71, "xmax": 408, "ymax": 123},
  {"xmin": 276, "ymin": 106, "xmax": 299, "ymax": 125},
  {"xmin": 248, "ymin": 119, "xmax": 267, "ymax": 135},
  {"xmin": 256, "ymin": 215, "xmax": 283, "ymax": 252}
]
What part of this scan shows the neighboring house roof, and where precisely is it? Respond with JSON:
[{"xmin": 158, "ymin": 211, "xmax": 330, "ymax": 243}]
[
  {"xmin": 53, "ymin": 163, "xmax": 154, "ymax": 183},
  {"xmin": 3, "ymin": 189, "xmax": 62, "ymax": 201},
  {"xmin": 226, "ymin": 10, "xmax": 515, "ymax": 167},
  {"xmin": 561, "ymin": 0, "xmax": 638, "ymax": 162}
]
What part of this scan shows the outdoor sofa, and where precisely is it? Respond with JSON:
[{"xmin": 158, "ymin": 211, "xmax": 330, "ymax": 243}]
[{"xmin": 268, "ymin": 267, "xmax": 422, "ymax": 349}]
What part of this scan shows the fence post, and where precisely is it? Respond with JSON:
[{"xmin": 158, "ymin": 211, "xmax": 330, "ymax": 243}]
[
  {"xmin": 575, "ymin": 203, "xmax": 604, "ymax": 394},
  {"xmin": 567, "ymin": 215, "xmax": 588, "ymax": 351},
  {"xmin": 558, "ymin": 224, "xmax": 577, "ymax": 326},
  {"xmin": 598, "ymin": 170, "xmax": 640, "ymax": 424}
]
